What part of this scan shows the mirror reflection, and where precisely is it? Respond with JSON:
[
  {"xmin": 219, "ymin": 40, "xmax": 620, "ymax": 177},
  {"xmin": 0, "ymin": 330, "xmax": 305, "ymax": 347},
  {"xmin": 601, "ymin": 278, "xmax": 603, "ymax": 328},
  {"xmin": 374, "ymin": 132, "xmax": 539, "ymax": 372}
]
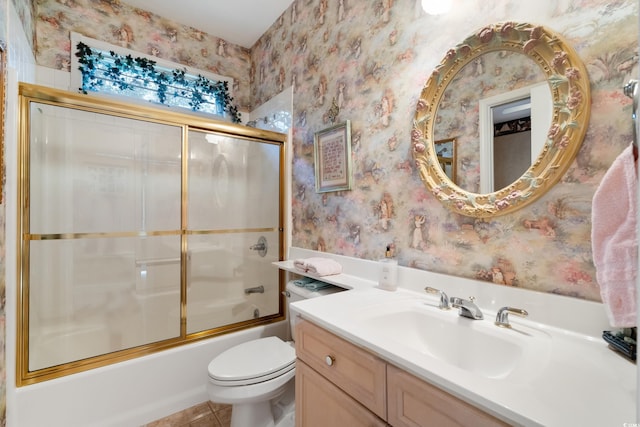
[
  {"xmin": 434, "ymin": 138, "xmax": 456, "ymax": 183},
  {"xmin": 480, "ymin": 81, "xmax": 553, "ymax": 192},
  {"xmin": 491, "ymin": 98, "xmax": 532, "ymax": 191},
  {"xmin": 433, "ymin": 50, "xmax": 551, "ymax": 193}
]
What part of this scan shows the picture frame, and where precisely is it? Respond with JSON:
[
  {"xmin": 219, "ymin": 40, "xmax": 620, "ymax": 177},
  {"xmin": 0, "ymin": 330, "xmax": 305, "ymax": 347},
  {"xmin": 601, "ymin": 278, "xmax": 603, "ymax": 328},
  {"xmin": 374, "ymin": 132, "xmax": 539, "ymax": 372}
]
[
  {"xmin": 314, "ymin": 120, "xmax": 352, "ymax": 193},
  {"xmin": 434, "ymin": 137, "xmax": 457, "ymax": 184}
]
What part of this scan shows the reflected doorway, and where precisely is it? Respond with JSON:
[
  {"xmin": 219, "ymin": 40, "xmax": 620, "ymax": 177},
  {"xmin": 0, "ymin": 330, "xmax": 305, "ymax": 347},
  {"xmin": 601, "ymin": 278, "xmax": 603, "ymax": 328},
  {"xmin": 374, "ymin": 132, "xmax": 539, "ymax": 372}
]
[{"xmin": 479, "ymin": 82, "xmax": 552, "ymax": 193}]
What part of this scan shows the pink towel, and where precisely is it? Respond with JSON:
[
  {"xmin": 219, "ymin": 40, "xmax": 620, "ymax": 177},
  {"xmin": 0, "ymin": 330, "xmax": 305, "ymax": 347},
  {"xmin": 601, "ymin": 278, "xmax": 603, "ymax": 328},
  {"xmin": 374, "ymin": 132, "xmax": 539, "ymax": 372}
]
[
  {"xmin": 591, "ymin": 144, "xmax": 638, "ymax": 327},
  {"xmin": 293, "ymin": 257, "xmax": 342, "ymax": 276}
]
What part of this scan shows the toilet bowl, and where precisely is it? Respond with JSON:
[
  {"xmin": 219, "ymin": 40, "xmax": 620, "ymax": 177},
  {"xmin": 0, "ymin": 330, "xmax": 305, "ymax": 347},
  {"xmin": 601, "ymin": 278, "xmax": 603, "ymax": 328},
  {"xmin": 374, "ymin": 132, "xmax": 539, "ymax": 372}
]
[
  {"xmin": 207, "ymin": 280, "xmax": 344, "ymax": 427},
  {"xmin": 207, "ymin": 336, "xmax": 296, "ymax": 427}
]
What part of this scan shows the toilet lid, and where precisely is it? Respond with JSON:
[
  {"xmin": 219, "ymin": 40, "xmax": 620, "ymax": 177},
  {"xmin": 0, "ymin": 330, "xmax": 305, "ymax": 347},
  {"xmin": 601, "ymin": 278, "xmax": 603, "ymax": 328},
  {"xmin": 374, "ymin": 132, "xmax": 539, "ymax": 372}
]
[{"xmin": 208, "ymin": 336, "xmax": 296, "ymax": 386}]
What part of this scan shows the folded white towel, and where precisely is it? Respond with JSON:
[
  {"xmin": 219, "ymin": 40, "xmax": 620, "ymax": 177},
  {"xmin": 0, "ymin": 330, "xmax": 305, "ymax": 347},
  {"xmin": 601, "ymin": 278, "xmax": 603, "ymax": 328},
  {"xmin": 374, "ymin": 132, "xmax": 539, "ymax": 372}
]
[
  {"xmin": 592, "ymin": 143, "xmax": 638, "ymax": 327},
  {"xmin": 293, "ymin": 257, "xmax": 343, "ymax": 276},
  {"xmin": 305, "ymin": 257, "xmax": 342, "ymax": 276},
  {"xmin": 293, "ymin": 259, "xmax": 307, "ymax": 273}
]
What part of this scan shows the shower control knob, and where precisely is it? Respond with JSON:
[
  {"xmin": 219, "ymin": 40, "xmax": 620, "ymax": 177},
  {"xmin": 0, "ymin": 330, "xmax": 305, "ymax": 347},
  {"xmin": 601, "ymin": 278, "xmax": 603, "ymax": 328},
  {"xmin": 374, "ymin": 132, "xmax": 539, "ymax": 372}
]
[
  {"xmin": 249, "ymin": 236, "xmax": 268, "ymax": 257},
  {"xmin": 325, "ymin": 355, "xmax": 335, "ymax": 366}
]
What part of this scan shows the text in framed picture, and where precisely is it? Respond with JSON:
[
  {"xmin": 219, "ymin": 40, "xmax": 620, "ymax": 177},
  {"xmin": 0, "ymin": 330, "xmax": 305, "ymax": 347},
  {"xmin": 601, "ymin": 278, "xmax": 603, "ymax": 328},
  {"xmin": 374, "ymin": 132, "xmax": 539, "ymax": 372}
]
[{"xmin": 314, "ymin": 120, "xmax": 352, "ymax": 193}]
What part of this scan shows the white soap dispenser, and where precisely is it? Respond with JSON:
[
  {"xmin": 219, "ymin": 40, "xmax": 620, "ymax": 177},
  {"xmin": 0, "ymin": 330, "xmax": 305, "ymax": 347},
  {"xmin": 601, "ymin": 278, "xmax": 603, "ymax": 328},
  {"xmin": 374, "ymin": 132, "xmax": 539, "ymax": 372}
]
[{"xmin": 378, "ymin": 244, "xmax": 398, "ymax": 291}]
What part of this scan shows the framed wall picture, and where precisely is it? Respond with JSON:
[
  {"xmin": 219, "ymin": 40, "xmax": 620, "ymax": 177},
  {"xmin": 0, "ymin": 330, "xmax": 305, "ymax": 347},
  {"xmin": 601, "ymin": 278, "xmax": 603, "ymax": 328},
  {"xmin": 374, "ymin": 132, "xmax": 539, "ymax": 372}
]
[
  {"xmin": 434, "ymin": 137, "xmax": 456, "ymax": 184},
  {"xmin": 314, "ymin": 120, "xmax": 352, "ymax": 193}
]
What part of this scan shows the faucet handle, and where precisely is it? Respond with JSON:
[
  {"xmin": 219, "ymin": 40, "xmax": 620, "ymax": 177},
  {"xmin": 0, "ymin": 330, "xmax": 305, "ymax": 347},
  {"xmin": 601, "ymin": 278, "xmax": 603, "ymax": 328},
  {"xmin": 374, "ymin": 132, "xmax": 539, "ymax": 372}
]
[
  {"xmin": 495, "ymin": 306, "xmax": 528, "ymax": 328},
  {"xmin": 424, "ymin": 286, "xmax": 451, "ymax": 310}
]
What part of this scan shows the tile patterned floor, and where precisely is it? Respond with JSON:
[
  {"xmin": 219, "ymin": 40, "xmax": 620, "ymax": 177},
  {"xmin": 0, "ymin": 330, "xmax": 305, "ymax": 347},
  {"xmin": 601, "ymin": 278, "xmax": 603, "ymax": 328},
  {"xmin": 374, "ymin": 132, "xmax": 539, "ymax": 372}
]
[{"xmin": 143, "ymin": 401, "xmax": 232, "ymax": 427}]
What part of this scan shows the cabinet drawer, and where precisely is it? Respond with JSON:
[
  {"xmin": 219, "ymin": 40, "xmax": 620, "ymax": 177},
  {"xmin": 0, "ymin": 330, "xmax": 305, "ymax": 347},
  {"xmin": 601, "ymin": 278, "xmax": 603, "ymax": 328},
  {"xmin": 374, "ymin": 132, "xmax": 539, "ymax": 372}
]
[
  {"xmin": 295, "ymin": 320, "xmax": 387, "ymax": 419},
  {"xmin": 387, "ymin": 365, "xmax": 509, "ymax": 427},
  {"xmin": 296, "ymin": 360, "xmax": 387, "ymax": 427}
]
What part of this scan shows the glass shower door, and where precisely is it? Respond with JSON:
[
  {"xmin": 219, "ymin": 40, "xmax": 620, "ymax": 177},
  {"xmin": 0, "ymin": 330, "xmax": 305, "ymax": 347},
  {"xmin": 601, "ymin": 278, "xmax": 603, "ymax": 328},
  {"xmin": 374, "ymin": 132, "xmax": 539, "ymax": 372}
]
[
  {"xmin": 18, "ymin": 83, "xmax": 286, "ymax": 384},
  {"xmin": 26, "ymin": 103, "xmax": 183, "ymax": 371},
  {"xmin": 186, "ymin": 130, "xmax": 281, "ymax": 334}
]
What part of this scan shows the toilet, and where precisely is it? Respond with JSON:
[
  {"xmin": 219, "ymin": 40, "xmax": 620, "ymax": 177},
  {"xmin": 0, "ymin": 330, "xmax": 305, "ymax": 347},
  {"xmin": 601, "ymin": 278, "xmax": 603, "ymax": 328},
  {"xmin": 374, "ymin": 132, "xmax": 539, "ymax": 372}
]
[{"xmin": 207, "ymin": 280, "xmax": 344, "ymax": 427}]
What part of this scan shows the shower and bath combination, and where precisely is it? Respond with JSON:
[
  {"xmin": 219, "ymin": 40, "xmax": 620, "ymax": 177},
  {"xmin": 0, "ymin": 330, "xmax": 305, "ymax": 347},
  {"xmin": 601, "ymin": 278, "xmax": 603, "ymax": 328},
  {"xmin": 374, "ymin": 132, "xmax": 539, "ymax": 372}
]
[{"xmin": 17, "ymin": 83, "xmax": 286, "ymax": 384}]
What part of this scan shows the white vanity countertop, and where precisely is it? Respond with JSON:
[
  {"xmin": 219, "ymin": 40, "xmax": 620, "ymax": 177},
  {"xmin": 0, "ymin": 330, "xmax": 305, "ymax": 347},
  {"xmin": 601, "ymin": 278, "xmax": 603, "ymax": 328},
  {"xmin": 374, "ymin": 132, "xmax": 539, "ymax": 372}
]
[
  {"xmin": 278, "ymin": 248, "xmax": 636, "ymax": 427},
  {"xmin": 289, "ymin": 286, "xmax": 636, "ymax": 426}
]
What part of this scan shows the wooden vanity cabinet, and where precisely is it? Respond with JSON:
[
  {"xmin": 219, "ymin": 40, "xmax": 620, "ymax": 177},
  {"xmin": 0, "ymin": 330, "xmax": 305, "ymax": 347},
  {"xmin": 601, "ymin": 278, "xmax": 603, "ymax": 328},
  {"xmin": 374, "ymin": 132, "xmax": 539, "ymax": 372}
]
[
  {"xmin": 295, "ymin": 361, "xmax": 387, "ymax": 427},
  {"xmin": 387, "ymin": 365, "xmax": 509, "ymax": 427},
  {"xmin": 295, "ymin": 319, "xmax": 509, "ymax": 427},
  {"xmin": 295, "ymin": 319, "xmax": 387, "ymax": 424}
]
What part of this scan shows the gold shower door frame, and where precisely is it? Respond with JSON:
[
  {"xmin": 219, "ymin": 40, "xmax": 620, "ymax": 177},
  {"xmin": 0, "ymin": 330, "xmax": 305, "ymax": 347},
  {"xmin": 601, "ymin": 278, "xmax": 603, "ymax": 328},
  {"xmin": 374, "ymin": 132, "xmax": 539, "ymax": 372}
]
[{"xmin": 16, "ymin": 83, "xmax": 287, "ymax": 385}]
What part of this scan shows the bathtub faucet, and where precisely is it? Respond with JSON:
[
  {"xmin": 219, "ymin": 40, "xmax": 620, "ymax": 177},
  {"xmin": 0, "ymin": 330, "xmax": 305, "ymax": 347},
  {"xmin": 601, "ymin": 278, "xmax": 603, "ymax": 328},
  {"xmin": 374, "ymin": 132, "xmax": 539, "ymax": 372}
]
[{"xmin": 244, "ymin": 285, "xmax": 265, "ymax": 295}]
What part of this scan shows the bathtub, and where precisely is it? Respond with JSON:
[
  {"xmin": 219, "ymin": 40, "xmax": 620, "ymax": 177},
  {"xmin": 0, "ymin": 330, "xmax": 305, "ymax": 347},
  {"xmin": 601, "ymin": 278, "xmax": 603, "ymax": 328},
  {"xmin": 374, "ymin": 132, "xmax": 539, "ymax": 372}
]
[
  {"xmin": 28, "ymin": 282, "xmax": 279, "ymax": 373},
  {"xmin": 14, "ymin": 236, "xmax": 282, "ymax": 426},
  {"xmin": 29, "ymin": 323, "xmax": 112, "ymax": 371},
  {"xmin": 13, "ymin": 320, "xmax": 288, "ymax": 427}
]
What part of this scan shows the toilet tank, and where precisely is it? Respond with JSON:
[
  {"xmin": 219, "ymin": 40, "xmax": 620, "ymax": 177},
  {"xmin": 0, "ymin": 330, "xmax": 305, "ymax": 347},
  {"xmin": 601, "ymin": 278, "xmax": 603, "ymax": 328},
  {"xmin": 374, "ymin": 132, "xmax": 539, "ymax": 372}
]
[{"xmin": 285, "ymin": 280, "xmax": 345, "ymax": 340}]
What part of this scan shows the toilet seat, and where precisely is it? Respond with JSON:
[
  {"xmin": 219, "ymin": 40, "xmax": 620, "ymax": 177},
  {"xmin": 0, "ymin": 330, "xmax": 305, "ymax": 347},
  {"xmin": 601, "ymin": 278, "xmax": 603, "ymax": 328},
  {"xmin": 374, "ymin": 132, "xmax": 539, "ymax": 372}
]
[{"xmin": 208, "ymin": 336, "xmax": 296, "ymax": 386}]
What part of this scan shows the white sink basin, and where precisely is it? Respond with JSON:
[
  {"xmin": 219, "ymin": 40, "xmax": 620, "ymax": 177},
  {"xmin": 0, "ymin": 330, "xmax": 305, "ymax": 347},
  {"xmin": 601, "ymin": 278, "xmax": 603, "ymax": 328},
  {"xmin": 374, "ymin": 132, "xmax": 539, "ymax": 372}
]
[{"xmin": 355, "ymin": 300, "xmax": 551, "ymax": 381}]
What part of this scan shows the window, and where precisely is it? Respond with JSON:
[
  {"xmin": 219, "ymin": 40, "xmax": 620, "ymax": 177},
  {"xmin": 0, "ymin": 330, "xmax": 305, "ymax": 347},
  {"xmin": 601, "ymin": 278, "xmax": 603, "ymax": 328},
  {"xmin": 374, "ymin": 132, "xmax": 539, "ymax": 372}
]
[{"xmin": 71, "ymin": 33, "xmax": 240, "ymax": 122}]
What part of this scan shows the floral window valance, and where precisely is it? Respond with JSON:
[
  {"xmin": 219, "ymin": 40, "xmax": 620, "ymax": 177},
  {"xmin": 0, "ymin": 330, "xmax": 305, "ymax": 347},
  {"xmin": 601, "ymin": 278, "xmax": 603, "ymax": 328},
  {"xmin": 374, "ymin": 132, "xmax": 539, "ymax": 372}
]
[{"xmin": 75, "ymin": 42, "xmax": 240, "ymax": 123}]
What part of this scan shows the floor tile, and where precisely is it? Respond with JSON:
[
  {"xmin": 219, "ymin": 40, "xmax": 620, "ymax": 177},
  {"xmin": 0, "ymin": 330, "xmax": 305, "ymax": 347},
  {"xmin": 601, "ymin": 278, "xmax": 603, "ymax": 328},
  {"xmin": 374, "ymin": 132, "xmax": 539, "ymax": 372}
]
[{"xmin": 145, "ymin": 401, "xmax": 231, "ymax": 427}]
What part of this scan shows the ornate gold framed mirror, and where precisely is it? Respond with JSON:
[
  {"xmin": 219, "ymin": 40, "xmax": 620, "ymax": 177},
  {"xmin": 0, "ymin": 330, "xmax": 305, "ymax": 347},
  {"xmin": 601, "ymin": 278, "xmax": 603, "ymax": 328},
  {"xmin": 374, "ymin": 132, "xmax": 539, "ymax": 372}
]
[{"xmin": 412, "ymin": 22, "xmax": 590, "ymax": 217}]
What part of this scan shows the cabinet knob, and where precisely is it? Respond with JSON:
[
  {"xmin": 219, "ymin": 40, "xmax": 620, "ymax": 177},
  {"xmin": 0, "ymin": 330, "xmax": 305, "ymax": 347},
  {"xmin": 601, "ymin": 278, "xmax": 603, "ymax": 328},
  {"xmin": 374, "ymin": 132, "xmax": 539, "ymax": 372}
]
[{"xmin": 325, "ymin": 355, "xmax": 335, "ymax": 366}]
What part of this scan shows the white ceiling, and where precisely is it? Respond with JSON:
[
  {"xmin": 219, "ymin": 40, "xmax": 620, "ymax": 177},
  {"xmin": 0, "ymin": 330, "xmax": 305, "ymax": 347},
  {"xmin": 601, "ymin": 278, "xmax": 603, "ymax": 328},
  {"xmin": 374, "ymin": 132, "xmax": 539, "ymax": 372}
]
[{"xmin": 120, "ymin": 0, "xmax": 294, "ymax": 48}]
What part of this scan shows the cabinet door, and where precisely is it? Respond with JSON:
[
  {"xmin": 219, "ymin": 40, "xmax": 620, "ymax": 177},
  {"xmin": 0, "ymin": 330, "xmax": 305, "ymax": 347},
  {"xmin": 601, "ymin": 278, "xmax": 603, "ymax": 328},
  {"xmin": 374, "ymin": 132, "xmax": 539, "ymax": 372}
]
[
  {"xmin": 296, "ymin": 360, "xmax": 387, "ymax": 427},
  {"xmin": 295, "ymin": 320, "xmax": 387, "ymax": 419},
  {"xmin": 387, "ymin": 365, "xmax": 509, "ymax": 427}
]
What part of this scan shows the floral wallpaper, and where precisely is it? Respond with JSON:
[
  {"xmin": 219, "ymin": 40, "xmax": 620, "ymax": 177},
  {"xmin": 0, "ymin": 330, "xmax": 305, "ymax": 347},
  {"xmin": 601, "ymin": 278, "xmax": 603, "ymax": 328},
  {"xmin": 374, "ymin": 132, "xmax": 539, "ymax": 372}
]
[
  {"xmin": 26, "ymin": 0, "xmax": 640, "ymax": 301},
  {"xmin": 252, "ymin": 0, "xmax": 638, "ymax": 302},
  {"xmin": 0, "ymin": 22, "xmax": 5, "ymax": 427},
  {"xmin": 11, "ymin": 0, "xmax": 35, "ymax": 49}
]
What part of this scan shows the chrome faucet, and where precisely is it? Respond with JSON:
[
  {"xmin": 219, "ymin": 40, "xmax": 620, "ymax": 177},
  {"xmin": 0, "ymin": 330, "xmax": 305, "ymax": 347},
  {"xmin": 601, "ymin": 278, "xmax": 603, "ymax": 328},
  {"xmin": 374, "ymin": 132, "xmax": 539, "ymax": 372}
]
[
  {"xmin": 495, "ymin": 307, "xmax": 528, "ymax": 328},
  {"xmin": 244, "ymin": 285, "xmax": 265, "ymax": 295},
  {"xmin": 450, "ymin": 296, "xmax": 484, "ymax": 320},
  {"xmin": 424, "ymin": 286, "xmax": 451, "ymax": 310}
]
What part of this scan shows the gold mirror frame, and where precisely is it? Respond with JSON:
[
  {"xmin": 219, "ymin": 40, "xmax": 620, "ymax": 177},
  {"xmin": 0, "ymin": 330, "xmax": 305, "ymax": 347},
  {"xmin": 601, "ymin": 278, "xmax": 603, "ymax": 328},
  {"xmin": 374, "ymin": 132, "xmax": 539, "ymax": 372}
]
[{"xmin": 412, "ymin": 22, "xmax": 590, "ymax": 217}]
